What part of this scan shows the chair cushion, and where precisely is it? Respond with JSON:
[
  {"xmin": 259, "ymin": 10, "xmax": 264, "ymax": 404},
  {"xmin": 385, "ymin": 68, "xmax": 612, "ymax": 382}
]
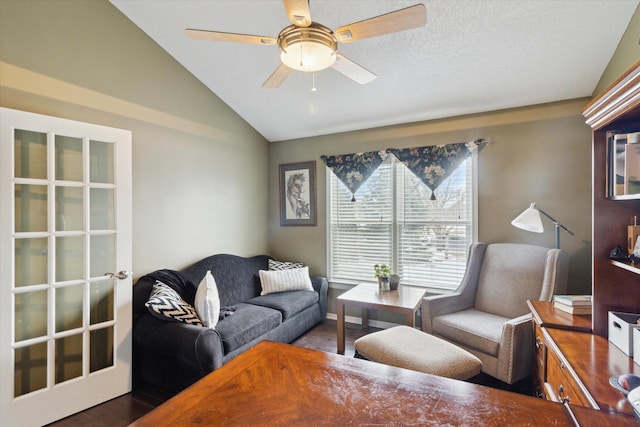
[
  {"xmin": 474, "ymin": 244, "xmax": 549, "ymax": 318},
  {"xmin": 246, "ymin": 290, "xmax": 318, "ymax": 321},
  {"xmin": 354, "ymin": 326, "xmax": 482, "ymax": 380},
  {"xmin": 432, "ymin": 308, "xmax": 507, "ymax": 356},
  {"xmin": 214, "ymin": 303, "xmax": 281, "ymax": 353}
]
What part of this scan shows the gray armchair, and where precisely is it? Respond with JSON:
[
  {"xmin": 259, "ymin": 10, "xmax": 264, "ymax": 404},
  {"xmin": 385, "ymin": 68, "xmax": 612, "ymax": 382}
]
[{"xmin": 422, "ymin": 242, "xmax": 568, "ymax": 384}]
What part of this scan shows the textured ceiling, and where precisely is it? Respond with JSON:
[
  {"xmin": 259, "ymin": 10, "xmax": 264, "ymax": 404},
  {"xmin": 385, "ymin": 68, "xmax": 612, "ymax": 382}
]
[{"xmin": 110, "ymin": 0, "xmax": 639, "ymax": 142}]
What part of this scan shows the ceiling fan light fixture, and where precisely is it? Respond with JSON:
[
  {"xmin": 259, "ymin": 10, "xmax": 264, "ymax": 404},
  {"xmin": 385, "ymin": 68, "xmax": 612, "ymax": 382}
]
[{"xmin": 278, "ymin": 24, "xmax": 337, "ymax": 72}]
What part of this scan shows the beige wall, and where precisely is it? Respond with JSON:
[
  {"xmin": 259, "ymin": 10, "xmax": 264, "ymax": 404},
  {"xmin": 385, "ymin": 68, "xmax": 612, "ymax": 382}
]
[
  {"xmin": 593, "ymin": 3, "xmax": 640, "ymax": 96},
  {"xmin": 0, "ymin": 0, "xmax": 270, "ymax": 277},
  {"xmin": 269, "ymin": 100, "xmax": 593, "ymax": 295}
]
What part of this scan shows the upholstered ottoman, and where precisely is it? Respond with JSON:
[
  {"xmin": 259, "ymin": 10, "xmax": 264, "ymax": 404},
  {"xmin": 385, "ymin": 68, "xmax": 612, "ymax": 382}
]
[{"xmin": 354, "ymin": 325, "xmax": 482, "ymax": 380}]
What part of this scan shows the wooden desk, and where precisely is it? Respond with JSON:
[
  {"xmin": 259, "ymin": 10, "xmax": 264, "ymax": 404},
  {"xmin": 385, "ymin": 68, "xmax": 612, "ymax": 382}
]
[
  {"xmin": 528, "ymin": 300, "xmax": 640, "ymax": 417},
  {"xmin": 130, "ymin": 341, "xmax": 635, "ymax": 426},
  {"xmin": 336, "ymin": 283, "xmax": 425, "ymax": 354}
]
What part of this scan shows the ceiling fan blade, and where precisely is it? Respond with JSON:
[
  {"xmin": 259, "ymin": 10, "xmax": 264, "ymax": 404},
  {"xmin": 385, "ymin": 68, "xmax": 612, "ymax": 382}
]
[
  {"xmin": 331, "ymin": 54, "xmax": 377, "ymax": 85},
  {"xmin": 262, "ymin": 64, "xmax": 293, "ymax": 88},
  {"xmin": 282, "ymin": 0, "xmax": 312, "ymax": 27},
  {"xmin": 186, "ymin": 29, "xmax": 276, "ymax": 45},
  {"xmin": 335, "ymin": 4, "xmax": 426, "ymax": 43}
]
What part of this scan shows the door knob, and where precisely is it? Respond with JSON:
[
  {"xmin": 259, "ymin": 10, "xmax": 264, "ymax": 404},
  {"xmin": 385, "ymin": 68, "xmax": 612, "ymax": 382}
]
[{"xmin": 105, "ymin": 270, "xmax": 130, "ymax": 280}]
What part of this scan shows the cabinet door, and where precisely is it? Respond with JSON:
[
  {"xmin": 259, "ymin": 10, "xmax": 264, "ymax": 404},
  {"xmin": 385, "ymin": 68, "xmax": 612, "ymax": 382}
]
[{"xmin": 0, "ymin": 108, "xmax": 133, "ymax": 426}]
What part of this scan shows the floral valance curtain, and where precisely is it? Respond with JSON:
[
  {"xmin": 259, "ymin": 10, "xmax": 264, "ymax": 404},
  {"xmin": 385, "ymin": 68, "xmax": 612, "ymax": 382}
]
[
  {"xmin": 320, "ymin": 151, "xmax": 385, "ymax": 201},
  {"xmin": 322, "ymin": 139, "xmax": 488, "ymax": 202},
  {"xmin": 387, "ymin": 139, "xmax": 487, "ymax": 200}
]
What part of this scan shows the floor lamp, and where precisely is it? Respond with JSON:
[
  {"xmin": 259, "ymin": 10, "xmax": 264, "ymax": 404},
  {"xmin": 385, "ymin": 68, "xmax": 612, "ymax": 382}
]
[{"xmin": 511, "ymin": 203, "xmax": 574, "ymax": 249}]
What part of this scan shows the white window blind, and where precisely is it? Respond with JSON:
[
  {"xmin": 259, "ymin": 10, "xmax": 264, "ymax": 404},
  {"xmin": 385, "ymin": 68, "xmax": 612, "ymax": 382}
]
[{"xmin": 328, "ymin": 155, "xmax": 474, "ymax": 290}]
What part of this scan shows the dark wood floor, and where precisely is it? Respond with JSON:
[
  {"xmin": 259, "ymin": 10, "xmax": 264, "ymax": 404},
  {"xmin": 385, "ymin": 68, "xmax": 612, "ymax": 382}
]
[{"xmin": 47, "ymin": 320, "xmax": 530, "ymax": 426}]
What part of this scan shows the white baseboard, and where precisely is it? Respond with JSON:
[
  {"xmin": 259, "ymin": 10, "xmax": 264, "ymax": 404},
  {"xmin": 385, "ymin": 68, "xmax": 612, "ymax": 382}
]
[{"xmin": 325, "ymin": 312, "xmax": 399, "ymax": 330}]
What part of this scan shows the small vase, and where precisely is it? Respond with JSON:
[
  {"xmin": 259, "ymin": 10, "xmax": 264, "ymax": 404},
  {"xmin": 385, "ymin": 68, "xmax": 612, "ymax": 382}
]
[
  {"xmin": 390, "ymin": 274, "xmax": 400, "ymax": 291},
  {"xmin": 379, "ymin": 276, "xmax": 390, "ymax": 291}
]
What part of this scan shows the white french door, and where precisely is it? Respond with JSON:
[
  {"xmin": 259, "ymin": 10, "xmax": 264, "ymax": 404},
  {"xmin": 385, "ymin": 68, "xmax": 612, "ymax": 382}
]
[{"xmin": 0, "ymin": 108, "xmax": 132, "ymax": 426}]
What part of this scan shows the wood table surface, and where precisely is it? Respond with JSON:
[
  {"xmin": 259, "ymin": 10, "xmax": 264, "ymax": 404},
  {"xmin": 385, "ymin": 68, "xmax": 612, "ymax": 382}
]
[
  {"xmin": 130, "ymin": 341, "xmax": 637, "ymax": 426},
  {"xmin": 545, "ymin": 327, "xmax": 640, "ymax": 415},
  {"xmin": 336, "ymin": 283, "xmax": 425, "ymax": 354},
  {"xmin": 528, "ymin": 300, "xmax": 592, "ymax": 333}
]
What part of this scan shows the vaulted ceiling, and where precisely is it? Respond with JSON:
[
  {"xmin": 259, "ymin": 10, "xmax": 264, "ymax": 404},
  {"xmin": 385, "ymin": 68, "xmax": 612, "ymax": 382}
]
[{"xmin": 110, "ymin": 0, "xmax": 639, "ymax": 142}]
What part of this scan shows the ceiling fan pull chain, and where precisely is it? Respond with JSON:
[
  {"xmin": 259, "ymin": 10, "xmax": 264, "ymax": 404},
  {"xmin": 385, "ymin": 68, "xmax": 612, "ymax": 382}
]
[{"xmin": 311, "ymin": 72, "xmax": 317, "ymax": 92}]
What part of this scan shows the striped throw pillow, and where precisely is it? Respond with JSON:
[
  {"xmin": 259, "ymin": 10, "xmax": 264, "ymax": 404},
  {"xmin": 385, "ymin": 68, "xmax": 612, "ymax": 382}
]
[{"xmin": 259, "ymin": 266, "xmax": 313, "ymax": 295}]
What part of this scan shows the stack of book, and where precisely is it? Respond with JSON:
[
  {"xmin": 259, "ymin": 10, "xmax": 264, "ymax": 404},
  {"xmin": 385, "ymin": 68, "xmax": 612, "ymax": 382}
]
[{"xmin": 553, "ymin": 295, "xmax": 592, "ymax": 315}]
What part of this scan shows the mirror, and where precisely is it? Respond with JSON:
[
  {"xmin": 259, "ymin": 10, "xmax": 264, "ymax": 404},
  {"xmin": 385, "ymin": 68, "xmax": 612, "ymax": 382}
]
[{"xmin": 608, "ymin": 130, "xmax": 640, "ymax": 199}]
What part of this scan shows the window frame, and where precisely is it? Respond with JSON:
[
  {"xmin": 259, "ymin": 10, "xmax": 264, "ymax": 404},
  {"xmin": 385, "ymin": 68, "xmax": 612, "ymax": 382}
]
[{"xmin": 325, "ymin": 150, "xmax": 478, "ymax": 292}]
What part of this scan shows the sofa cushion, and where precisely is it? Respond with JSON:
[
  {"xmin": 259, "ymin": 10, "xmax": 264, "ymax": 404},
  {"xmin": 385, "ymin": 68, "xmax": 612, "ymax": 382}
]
[
  {"xmin": 214, "ymin": 303, "xmax": 282, "ymax": 353},
  {"xmin": 432, "ymin": 308, "xmax": 506, "ymax": 356},
  {"xmin": 259, "ymin": 267, "xmax": 314, "ymax": 295},
  {"xmin": 247, "ymin": 290, "xmax": 319, "ymax": 321},
  {"xmin": 145, "ymin": 282, "xmax": 203, "ymax": 326},
  {"xmin": 194, "ymin": 271, "xmax": 220, "ymax": 329}
]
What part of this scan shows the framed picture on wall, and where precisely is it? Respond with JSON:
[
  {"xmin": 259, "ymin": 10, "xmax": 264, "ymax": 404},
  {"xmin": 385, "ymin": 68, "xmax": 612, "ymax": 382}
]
[{"xmin": 279, "ymin": 161, "xmax": 316, "ymax": 226}]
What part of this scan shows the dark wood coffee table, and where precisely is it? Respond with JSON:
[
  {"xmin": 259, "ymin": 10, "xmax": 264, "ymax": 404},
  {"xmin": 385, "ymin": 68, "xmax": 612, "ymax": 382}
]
[
  {"xmin": 130, "ymin": 341, "xmax": 635, "ymax": 426},
  {"xmin": 336, "ymin": 282, "xmax": 425, "ymax": 354}
]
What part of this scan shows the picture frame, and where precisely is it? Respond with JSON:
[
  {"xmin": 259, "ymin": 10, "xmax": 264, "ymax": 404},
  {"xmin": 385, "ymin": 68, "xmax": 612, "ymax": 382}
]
[
  {"xmin": 607, "ymin": 130, "xmax": 640, "ymax": 200},
  {"xmin": 279, "ymin": 161, "xmax": 316, "ymax": 226}
]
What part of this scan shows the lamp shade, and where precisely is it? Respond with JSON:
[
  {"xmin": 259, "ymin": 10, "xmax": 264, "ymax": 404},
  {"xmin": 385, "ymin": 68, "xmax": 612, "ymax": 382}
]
[
  {"xmin": 280, "ymin": 41, "xmax": 336, "ymax": 72},
  {"xmin": 511, "ymin": 203, "xmax": 544, "ymax": 233}
]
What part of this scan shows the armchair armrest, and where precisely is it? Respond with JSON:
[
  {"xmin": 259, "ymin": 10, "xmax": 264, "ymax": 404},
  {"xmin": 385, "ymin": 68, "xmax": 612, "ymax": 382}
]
[
  {"xmin": 311, "ymin": 276, "xmax": 329, "ymax": 320},
  {"xmin": 422, "ymin": 243, "xmax": 488, "ymax": 333},
  {"xmin": 422, "ymin": 292, "xmax": 474, "ymax": 332},
  {"xmin": 497, "ymin": 313, "xmax": 533, "ymax": 384}
]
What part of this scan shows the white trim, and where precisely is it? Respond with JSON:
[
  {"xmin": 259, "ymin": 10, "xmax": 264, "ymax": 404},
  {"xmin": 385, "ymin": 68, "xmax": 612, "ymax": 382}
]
[{"xmin": 325, "ymin": 312, "xmax": 401, "ymax": 330}]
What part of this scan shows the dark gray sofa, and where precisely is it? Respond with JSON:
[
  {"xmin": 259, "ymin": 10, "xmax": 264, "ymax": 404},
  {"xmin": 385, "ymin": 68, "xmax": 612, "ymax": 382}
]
[{"xmin": 132, "ymin": 254, "xmax": 328, "ymax": 392}]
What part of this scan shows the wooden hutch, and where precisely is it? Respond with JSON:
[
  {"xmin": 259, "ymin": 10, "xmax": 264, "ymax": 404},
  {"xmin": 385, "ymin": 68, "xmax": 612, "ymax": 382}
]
[{"xmin": 583, "ymin": 59, "xmax": 640, "ymax": 336}]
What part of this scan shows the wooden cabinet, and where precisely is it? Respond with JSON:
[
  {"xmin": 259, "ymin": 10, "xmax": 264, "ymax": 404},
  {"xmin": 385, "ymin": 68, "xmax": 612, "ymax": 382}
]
[
  {"xmin": 528, "ymin": 300, "xmax": 640, "ymax": 417},
  {"xmin": 582, "ymin": 60, "xmax": 640, "ymax": 337},
  {"xmin": 544, "ymin": 333, "xmax": 590, "ymax": 407}
]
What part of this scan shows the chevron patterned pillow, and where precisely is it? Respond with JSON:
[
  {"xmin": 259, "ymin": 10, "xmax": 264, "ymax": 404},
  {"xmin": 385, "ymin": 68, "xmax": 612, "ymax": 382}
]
[
  {"xmin": 268, "ymin": 259, "xmax": 304, "ymax": 271},
  {"xmin": 145, "ymin": 281, "xmax": 203, "ymax": 326}
]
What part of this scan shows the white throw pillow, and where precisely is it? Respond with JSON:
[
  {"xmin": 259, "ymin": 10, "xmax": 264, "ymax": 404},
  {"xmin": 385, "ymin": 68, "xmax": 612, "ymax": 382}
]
[
  {"xmin": 259, "ymin": 266, "xmax": 314, "ymax": 295},
  {"xmin": 194, "ymin": 270, "xmax": 221, "ymax": 328}
]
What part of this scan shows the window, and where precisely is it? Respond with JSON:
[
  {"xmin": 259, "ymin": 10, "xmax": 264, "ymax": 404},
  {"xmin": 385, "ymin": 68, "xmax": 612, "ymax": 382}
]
[{"xmin": 327, "ymin": 154, "xmax": 476, "ymax": 290}]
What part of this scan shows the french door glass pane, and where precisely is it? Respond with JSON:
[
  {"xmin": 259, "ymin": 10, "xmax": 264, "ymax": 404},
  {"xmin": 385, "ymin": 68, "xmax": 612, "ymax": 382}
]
[
  {"xmin": 55, "ymin": 285, "xmax": 84, "ymax": 332},
  {"xmin": 14, "ymin": 129, "xmax": 47, "ymax": 179},
  {"xmin": 15, "ymin": 238, "xmax": 48, "ymax": 287},
  {"xmin": 90, "ymin": 188, "xmax": 114, "ymax": 230},
  {"xmin": 15, "ymin": 290, "xmax": 48, "ymax": 342},
  {"xmin": 90, "ymin": 235, "xmax": 115, "ymax": 278},
  {"xmin": 55, "ymin": 135, "xmax": 83, "ymax": 182},
  {"xmin": 55, "ymin": 186, "xmax": 83, "ymax": 231},
  {"xmin": 55, "ymin": 334, "xmax": 83, "ymax": 384},
  {"xmin": 56, "ymin": 236, "xmax": 84, "ymax": 282},
  {"xmin": 90, "ymin": 279, "xmax": 115, "ymax": 324},
  {"xmin": 14, "ymin": 342, "xmax": 48, "ymax": 397},
  {"xmin": 90, "ymin": 327, "xmax": 114, "ymax": 372},
  {"xmin": 90, "ymin": 140, "xmax": 114, "ymax": 184},
  {"xmin": 15, "ymin": 184, "xmax": 47, "ymax": 233}
]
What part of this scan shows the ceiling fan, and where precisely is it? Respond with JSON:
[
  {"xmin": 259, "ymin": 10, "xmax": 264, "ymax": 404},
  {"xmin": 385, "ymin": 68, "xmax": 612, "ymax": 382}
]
[{"xmin": 186, "ymin": 0, "xmax": 427, "ymax": 88}]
